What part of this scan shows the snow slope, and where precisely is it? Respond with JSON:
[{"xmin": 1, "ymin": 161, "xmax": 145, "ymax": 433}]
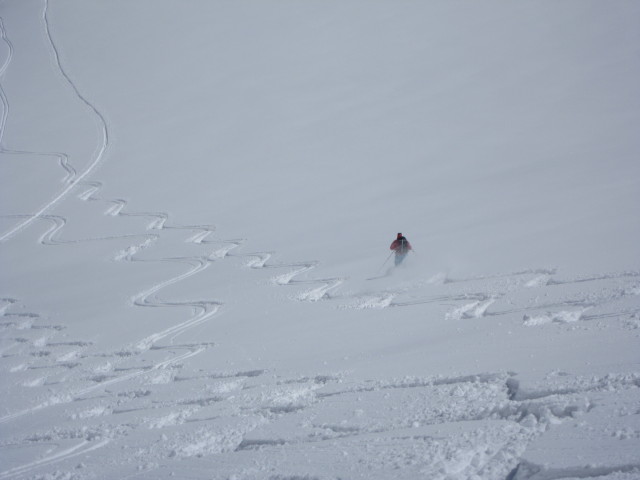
[{"xmin": 1, "ymin": 1, "xmax": 639, "ymax": 479}]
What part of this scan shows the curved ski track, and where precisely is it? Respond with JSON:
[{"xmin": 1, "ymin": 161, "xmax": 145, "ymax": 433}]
[
  {"xmin": 0, "ymin": 1, "xmax": 108, "ymax": 243},
  {"xmin": 0, "ymin": 17, "xmax": 76, "ymax": 189}
]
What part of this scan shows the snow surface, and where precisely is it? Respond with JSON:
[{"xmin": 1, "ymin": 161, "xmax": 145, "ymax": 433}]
[{"xmin": 1, "ymin": 0, "xmax": 639, "ymax": 479}]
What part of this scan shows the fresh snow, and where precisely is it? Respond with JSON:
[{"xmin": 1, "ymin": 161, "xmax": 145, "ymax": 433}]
[{"xmin": 1, "ymin": 1, "xmax": 639, "ymax": 479}]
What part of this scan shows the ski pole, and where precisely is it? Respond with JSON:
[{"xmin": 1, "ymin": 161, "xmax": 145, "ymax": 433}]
[{"xmin": 377, "ymin": 251, "xmax": 394, "ymax": 273}]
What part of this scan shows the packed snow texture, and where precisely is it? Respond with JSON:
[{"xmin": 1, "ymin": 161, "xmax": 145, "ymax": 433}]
[{"xmin": 1, "ymin": 1, "xmax": 639, "ymax": 479}]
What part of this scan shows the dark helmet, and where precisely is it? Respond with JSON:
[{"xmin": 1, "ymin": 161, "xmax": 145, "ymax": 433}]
[{"xmin": 397, "ymin": 232, "xmax": 403, "ymax": 238}]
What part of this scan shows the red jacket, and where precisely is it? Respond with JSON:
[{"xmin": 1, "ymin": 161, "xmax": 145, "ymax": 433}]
[{"xmin": 390, "ymin": 236, "xmax": 412, "ymax": 253}]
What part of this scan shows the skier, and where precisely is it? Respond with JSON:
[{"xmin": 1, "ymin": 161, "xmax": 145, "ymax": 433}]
[{"xmin": 390, "ymin": 232, "xmax": 412, "ymax": 266}]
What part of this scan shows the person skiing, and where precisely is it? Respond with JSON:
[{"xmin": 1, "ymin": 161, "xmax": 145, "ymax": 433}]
[{"xmin": 390, "ymin": 232, "xmax": 412, "ymax": 266}]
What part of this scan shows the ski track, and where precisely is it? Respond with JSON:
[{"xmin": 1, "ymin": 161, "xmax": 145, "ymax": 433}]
[
  {"xmin": 0, "ymin": 439, "xmax": 110, "ymax": 480},
  {"xmin": 0, "ymin": 18, "xmax": 76, "ymax": 186},
  {"xmin": 5, "ymin": 348, "xmax": 638, "ymax": 479},
  {"xmin": 355, "ymin": 269, "xmax": 640, "ymax": 330},
  {"xmin": 511, "ymin": 461, "xmax": 640, "ymax": 480},
  {"xmin": 0, "ymin": 195, "xmax": 230, "ymax": 426},
  {"xmin": 0, "ymin": 1, "xmax": 108, "ymax": 243}
]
